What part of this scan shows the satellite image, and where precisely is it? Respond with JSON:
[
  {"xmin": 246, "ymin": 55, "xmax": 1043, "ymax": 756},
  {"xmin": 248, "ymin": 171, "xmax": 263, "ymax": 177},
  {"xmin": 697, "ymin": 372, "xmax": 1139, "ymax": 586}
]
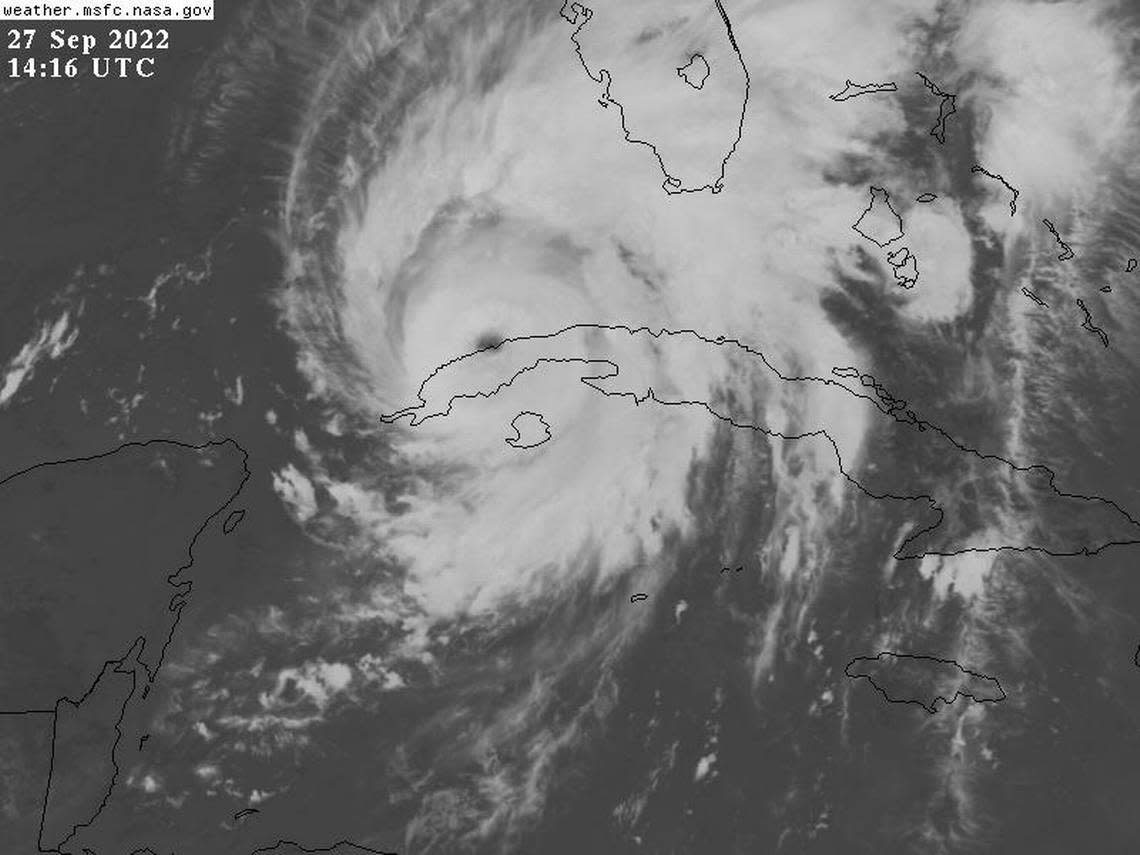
[{"xmin": 2, "ymin": 0, "xmax": 1140, "ymax": 853}]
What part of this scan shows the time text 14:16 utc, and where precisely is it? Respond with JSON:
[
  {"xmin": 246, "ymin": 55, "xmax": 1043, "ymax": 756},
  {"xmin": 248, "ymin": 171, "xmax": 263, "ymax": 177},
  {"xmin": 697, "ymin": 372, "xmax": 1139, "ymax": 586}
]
[{"xmin": 7, "ymin": 54, "xmax": 156, "ymax": 77}]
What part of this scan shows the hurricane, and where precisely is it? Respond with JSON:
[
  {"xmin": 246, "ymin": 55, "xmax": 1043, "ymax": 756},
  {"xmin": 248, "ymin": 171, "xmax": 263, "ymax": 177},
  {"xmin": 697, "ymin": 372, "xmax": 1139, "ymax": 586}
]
[{"xmin": 6, "ymin": 0, "xmax": 1140, "ymax": 853}]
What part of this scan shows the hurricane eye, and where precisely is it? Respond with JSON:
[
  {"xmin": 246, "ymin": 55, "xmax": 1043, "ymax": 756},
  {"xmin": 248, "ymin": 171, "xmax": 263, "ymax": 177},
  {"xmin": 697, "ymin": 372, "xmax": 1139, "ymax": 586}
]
[{"xmin": 473, "ymin": 331, "xmax": 504, "ymax": 351}]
